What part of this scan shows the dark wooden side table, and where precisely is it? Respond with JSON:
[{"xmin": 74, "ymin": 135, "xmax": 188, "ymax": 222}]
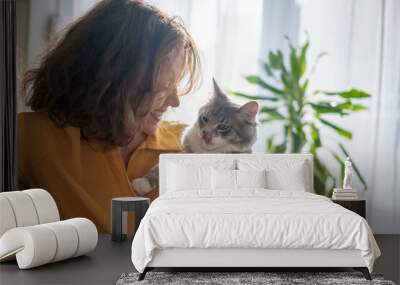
[
  {"xmin": 332, "ymin": 199, "xmax": 366, "ymax": 218},
  {"xmin": 111, "ymin": 197, "xmax": 150, "ymax": 242}
]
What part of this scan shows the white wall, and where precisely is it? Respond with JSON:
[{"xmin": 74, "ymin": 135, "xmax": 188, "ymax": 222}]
[
  {"xmin": 297, "ymin": 0, "xmax": 400, "ymax": 234},
  {"xmin": 17, "ymin": 0, "xmax": 98, "ymax": 113}
]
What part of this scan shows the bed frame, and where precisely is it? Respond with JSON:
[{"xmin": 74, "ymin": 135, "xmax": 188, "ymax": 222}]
[
  {"xmin": 139, "ymin": 248, "xmax": 371, "ymax": 280},
  {"xmin": 138, "ymin": 154, "xmax": 372, "ymax": 281}
]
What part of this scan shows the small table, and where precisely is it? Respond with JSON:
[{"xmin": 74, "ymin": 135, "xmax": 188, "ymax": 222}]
[
  {"xmin": 332, "ymin": 199, "xmax": 366, "ymax": 218},
  {"xmin": 111, "ymin": 197, "xmax": 150, "ymax": 242}
]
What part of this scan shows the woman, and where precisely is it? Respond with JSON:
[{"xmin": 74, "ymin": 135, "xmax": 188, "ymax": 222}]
[{"xmin": 18, "ymin": 0, "xmax": 200, "ymax": 233}]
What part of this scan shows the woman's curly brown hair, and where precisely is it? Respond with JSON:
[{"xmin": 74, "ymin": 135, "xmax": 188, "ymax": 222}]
[{"xmin": 23, "ymin": 0, "xmax": 200, "ymax": 146}]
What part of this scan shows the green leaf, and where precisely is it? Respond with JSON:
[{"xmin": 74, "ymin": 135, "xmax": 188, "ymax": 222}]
[
  {"xmin": 244, "ymin": 75, "xmax": 285, "ymax": 95},
  {"xmin": 310, "ymin": 123, "xmax": 322, "ymax": 148},
  {"xmin": 319, "ymin": 118, "xmax": 353, "ymax": 139},
  {"xmin": 280, "ymin": 72, "xmax": 293, "ymax": 92},
  {"xmin": 260, "ymin": 107, "xmax": 286, "ymax": 120},
  {"xmin": 310, "ymin": 102, "xmax": 346, "ymax": 115},
  {"xmin": 277, "ymin": 50, "xmax": 287, "ymax": 73},
  {"xmin": 341, "ymin": 89, "xmax": 371, "ymax": 98},
  {"xmin": 266, "ymin": 135, "xmax": 287, "ymax": 153},
  {"xmin": 284, "ymin": 124, "xmax": 290, "ymax": 140},
  {"xmin": 309, "ymin": 51, "xmax": 327, "ymax": 76},
  {"xmin": 339, "ymin": 102, "xmax": 368, "ymax": 111},
  {"xmin": 299, "ymin": 41, "xmax": 309, "ymax": 77},
  {"xmin": 338, "ymin": 143, "xmax": 368, "ymax": 190},
  {"xmin": 290, "ymin": 45, "xmax": 300, "ymax": 80},
  {"xmin": 300, "ymin": 79, "xmax": 309, "ymax": 96},
  {"xmin": 331, "ymin": 152, "xmax": 345, "ymax": 184},
  {"xmin": 291, "ymin": 131, "xmax": 305, "ymax": 153},
  {"xmin": 313, "ymin": 172, "xmax": 326, "ymax": 195},
  {"xmin": 229, "ymin": 91, "xmax": 279, "ymax": 101},
  {"xmin": 260, "ymin": 118, "xmax": 282, "ymax": 123},
  {"xmin": 275, "ymin": 141, "xmax": 287, "ymax": 153},
  {"xmin": 262, "ymin": 61, "xmax": 274, "ymax": 77},
  {"xmin": 323, "ymin": 89, "xmax": 371, "ymax": 99},
  {"xmin": 266, "ymin": 136, "xmax": 274, "ymax": 152},
  {"xmin": 268, "ymin": 51, "xmax": 282, "ymax": 70},
  {"xmin": 313, "ymin": 154, "xmax": 335, "ymax": 196}
]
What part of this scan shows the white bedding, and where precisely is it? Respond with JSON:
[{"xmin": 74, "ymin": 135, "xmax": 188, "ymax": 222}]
[{"xmin": 131, "ymin": 190, "xmax": 380, "ymax": 273}]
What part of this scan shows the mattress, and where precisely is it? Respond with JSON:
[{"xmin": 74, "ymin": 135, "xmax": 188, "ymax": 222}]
[{"xmin": 131, "ymin": 190, "xmax": 380, "ymax": 273}]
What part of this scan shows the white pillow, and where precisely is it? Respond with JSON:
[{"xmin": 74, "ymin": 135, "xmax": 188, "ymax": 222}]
[
  {"xmin": 266, "ymin": 162, "xmax": 306, "ymax": 191},
  {"xmin": 167, "ymin": 162, "xmax": 212, "ymax": 191},
  {"xmin": 238, "ymin": 159, "xmax": 307, "ymax": 191},
  {"xmin": 236, "ymin": 169, "xmax": 267, "ymax": 189},
  {"xmin": 211, "ymin": 168, "xmax": 268, "ymax": 190},
  {"xmin": 211, "ymin": 168, "xmax": 236, "ymax": 190}
]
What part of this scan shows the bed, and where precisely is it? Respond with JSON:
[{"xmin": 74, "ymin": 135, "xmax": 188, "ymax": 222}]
[{"xmin": 131, "ymin": 154, "xmax": 380, "ymax": 280}]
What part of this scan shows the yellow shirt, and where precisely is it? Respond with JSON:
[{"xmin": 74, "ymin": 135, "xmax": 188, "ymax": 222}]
[{"xmin": 18, "ymin": 111, "xmax": 186, "ymax": 233}]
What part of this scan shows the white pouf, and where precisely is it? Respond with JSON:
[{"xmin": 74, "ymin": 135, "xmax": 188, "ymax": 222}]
[
  {"xmin": 0, "ymin": 189, "xmax": 98, "ymax": 269},
  {"xmin": 1, "ymin": 191, "xmax": 40, "ymax": 227},
  {"xmin": 0, "ymin": 218, "xmax": 98, "ymax": 269},
  {"xmin": 24, "ymin": 188, "xmax": 60, "ymax": 223},
  {"xmin": 0, "ymin": 196, "xmax": 17, "ymax": 237}
]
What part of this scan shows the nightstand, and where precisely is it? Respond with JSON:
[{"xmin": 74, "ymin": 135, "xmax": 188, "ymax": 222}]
[
  {"xmin": 332, "ymin": 199, "xmax": 366, "ymax": 218},
  {"xmin": 111, "ymin": 197, "xmax": 150, "ymax": 241}
]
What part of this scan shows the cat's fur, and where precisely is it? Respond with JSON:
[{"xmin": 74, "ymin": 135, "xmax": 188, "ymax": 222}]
[{"xmin": 132, "ymin": 79, "xmax": 259, "ymax": 195}]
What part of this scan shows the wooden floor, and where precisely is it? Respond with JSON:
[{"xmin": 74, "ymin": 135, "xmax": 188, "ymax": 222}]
[
  {"xmin": 373, "ymin": 234, "xmax": 400, "ymax": 284},
  {"xmin": 0, "ymin": 234, "xmax": 398, "ymax": 284}
]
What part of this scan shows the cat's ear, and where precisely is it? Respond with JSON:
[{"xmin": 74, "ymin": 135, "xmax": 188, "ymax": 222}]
[
  {"xmin": 212, "ymin": 78, "xmax": 229, "ymax": 101},
  {"xmin": 238, "ymin": 101, "xmax": 259, "ymax": 122}
]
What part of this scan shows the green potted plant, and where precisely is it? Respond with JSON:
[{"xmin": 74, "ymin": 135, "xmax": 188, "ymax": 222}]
[{"xmin": 231, "ymin": 39, "xmax": 370, "ymax": 196}]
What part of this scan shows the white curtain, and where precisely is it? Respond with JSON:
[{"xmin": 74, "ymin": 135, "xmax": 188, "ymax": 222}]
[
  {"xmin": 150, "ymin": 0, "xmax": 264, "ymax": 126},
  {"xmin": 296, "ymin": 0, "xmax": 400, "ymax": 234}
]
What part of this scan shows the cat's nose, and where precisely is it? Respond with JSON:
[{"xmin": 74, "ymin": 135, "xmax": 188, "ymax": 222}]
[{"xmin": 202, "ymin": 131, "xmax": 213, "ymax": 144}]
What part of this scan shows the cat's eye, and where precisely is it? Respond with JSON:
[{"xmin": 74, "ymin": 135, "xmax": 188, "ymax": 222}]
[
  {"xmin": 217, "ymin": 124, "xmax": 230, "ymax": 131},
  {"xmin": 200, "ymin": 115, "xmax": 208, "ymax": 123}
]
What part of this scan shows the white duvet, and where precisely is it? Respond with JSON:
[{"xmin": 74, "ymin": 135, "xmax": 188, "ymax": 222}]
[{"xmin": 131, "ymin": 190, "xmax": 380, "ymax": 273}]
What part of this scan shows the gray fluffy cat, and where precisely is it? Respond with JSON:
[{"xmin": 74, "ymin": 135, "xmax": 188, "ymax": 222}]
[{"xmin": 132, "ymin": 79, "xmax": 259, "ymax": 195}]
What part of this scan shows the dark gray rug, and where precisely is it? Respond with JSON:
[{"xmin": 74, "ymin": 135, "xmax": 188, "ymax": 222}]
[{"xmin": 116, "ymin": 272, "xmax": 396, "ymax": 285}]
